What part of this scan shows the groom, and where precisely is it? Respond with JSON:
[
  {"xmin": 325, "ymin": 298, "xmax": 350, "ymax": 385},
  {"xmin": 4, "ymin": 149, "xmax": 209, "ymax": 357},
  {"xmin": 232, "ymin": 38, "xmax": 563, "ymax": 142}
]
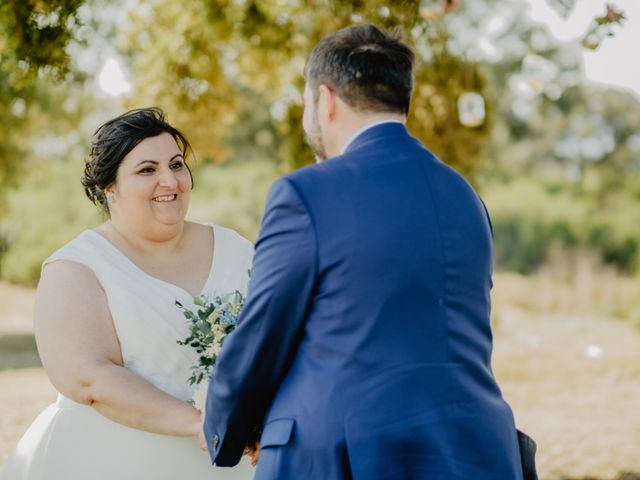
[{"xmin": 202, "ymin": 24, "xmax": 525, "ymax": 479}]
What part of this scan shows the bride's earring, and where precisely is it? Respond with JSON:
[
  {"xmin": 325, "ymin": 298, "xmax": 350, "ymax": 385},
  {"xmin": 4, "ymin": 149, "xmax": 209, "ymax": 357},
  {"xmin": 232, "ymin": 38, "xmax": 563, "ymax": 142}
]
[{"xmin": 106, "ymin": 194, "xmax": 115, "ymax": 205}]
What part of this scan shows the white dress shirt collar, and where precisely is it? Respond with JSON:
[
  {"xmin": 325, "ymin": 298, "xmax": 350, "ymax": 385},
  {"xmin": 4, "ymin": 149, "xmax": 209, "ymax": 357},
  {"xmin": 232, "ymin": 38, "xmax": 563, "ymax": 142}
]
[{"xmin": 340, "ymin": 119, "xmax": 405, "ymax": 155}]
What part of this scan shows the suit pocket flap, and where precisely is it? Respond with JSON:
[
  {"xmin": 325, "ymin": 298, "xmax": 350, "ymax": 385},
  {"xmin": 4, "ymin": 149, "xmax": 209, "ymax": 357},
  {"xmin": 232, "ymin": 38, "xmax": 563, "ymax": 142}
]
[{"xmin": 260, "ymin": 418, "xmax": 295, "ymax": 448}]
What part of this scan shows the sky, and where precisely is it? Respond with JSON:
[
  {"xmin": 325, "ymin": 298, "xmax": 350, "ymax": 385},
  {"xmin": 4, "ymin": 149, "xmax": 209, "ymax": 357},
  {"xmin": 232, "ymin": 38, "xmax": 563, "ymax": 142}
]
[
  {"xmin": 98, "ymin": 58, "xmax": 131, "ymax": 96},
  {"xmin": 525, "ymin": 0, "xmax": 640, "ymax": 97},
  {"xmin": 98, "ymin": 0, "xmax": 639, "ymax": 98}
]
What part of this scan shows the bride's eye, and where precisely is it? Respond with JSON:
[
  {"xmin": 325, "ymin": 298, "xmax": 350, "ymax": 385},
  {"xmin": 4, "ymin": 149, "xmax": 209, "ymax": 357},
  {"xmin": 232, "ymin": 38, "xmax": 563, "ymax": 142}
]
[
  {"xmin": 170, "ymin": 161, "xmax": 184, "ymax": 170},
  {"xmin": 138, "ymin": 167, "xmax": 155, "ymax": 174}
]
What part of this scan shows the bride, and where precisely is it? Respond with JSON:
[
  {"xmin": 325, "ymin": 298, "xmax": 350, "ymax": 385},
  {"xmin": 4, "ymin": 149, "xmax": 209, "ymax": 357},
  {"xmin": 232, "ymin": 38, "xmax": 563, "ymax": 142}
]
[{"xmin": 0, "ymin": 108, "xmax": 255, "ymax": 479}]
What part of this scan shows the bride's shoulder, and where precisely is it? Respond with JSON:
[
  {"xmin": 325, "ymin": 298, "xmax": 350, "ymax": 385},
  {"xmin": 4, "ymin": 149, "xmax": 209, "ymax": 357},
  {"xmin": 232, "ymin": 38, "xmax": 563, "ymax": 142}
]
[
  {"xmin": 39, "ymin": 232, "xmax": 104, "ymax": 298},
  {"xmin": 195, "ymin": 222, "xmax": 253, "ymax": 251},
  {"xmin": 44, "ymin": 228, "xmax": 103, "ymax": 265}
]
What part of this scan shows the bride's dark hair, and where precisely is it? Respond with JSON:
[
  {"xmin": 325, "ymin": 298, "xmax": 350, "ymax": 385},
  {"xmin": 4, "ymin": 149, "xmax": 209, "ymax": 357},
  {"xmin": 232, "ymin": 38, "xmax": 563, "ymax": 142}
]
[{"xmin": 82, "ymin": 107, "xmax": 193, "ymax": 212}]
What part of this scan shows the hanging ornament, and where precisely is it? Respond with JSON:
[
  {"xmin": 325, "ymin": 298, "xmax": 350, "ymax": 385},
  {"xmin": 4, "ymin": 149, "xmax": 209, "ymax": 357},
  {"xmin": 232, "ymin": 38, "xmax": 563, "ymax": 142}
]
[{"xmin": 457, "ymin": 92, "xmax": 485, "ymax": 128}]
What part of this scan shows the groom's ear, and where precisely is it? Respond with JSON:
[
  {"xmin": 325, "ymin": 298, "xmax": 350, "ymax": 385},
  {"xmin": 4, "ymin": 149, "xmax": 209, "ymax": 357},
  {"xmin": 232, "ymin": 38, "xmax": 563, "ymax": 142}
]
[{"xmin": 317, "ymin": 84, "xmax": 337, "ymax": 122}]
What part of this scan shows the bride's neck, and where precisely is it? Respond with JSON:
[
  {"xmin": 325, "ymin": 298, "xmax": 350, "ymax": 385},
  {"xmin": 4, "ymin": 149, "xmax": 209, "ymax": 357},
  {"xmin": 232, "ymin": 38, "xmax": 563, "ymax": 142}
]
[{"xmin": 103, "ymin": 219, "xmax": 187, "ymax": 256}]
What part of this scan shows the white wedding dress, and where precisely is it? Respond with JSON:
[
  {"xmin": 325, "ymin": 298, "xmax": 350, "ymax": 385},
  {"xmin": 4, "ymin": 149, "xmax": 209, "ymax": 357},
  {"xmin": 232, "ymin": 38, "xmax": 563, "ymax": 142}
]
[{"xmin": 0, "ymin": 223, "xmax": 255, "ymax": 480}]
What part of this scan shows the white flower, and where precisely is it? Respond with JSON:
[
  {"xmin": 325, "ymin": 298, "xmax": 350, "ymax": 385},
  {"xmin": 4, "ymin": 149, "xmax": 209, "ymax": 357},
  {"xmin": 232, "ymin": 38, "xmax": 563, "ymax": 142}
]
[
  {"xmin": 208, "ymin": 307, "xmax": 222, "ymax": 324},
  {"xmin": 206, "ymin": 341, "xmax": 223, "ymax": 358},
  {"xmin": 192, "ymin": 379, "xmax": 209, "ymax": 411}
]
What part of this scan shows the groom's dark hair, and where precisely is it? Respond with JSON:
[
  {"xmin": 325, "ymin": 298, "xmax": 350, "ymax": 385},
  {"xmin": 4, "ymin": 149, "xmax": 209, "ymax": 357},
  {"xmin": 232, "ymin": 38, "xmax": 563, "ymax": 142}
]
[{"xmin": 304, "ymin": 24, "xmax": 414, "ymax": 115}]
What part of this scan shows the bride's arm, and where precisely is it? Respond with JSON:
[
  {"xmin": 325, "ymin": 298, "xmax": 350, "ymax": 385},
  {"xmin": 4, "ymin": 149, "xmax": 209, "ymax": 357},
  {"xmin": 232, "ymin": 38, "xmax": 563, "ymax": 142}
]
[{"xmin": 34, "ymin": 260, "xmax": 201, "ymax": 437}]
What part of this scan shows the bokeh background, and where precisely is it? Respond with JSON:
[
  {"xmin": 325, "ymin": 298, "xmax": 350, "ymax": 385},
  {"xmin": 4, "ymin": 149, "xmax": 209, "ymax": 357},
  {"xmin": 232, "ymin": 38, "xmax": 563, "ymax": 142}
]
[{"xmin": 1, "ymin": 1, "xmax": 639, "ymax": 478}]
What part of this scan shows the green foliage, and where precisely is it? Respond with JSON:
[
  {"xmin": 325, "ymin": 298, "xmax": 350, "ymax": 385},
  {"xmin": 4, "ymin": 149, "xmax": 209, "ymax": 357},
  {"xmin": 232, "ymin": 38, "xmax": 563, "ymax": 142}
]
[
  {"xmin": 0, "ymin": 155, "xmax": 279, "ymax": 285},
  {"xmin": 0, "ymin": 0, "xmax": 84, "ymax": 77},
  {"xmin": 176, "ymin": 289, "xmax": 246, "ymax": 386},
  {"xmin": 408, "ymin": 26, "xmax": 491, "ymax": 181},
  {"xmin": 0, "ymin": 0, "xmax": 85, "ymax": 192},
  {"xmin": 120, "ymin": 0, "xmax": 493, "ymax": 181},
  {"xmin": 627, "ymin": 292, "xmax": 640, "ymax": 331},
  {"xmin": 0, "ymin": 158, "xmax": 101, "ymax": 285},
  {"xmin": 485, "ymin": 178, "xmax": 640, "ymax": 275},
  {"xmin": 1, "ymin": 0, "xmax": 638, "ymax": 302},
  {"xmin": 187, "ymin": 159, "xmax": 280, "ymax": 241},
  {"xmin": 6, "ymin": 155, "xmax": 639, "ymax": 286},
  {"xmin": 117, "ymin": 0, "xmax": 628, "ymax": 184},
  {"xmin": 0, "ymin": 333, "xmax": 41, "ymax": 370}
]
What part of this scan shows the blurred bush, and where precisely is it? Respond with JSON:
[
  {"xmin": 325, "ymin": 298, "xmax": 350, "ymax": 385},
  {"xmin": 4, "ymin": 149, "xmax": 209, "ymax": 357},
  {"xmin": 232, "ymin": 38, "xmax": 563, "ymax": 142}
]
[
  {"xmin": 485, "ymin": 178, "xmax": 640, "ymax": 275},
  {"xmin": 5, "ymin": 158, "xmax": 639, "ymax": 286},
  {"xmin": 0, "ymin": 158, "xmax": 100, "ymax": 285},
  {"xmin": 187, "ymin": 159, "xmax": 280, "ymax": 241},
  {"xmin": 627, "ymin": 290, "xmax": 640, "ymax": 328},
  {"xmin": 0, "ymin": 156, "xmax": 279, "ymax": 286}
]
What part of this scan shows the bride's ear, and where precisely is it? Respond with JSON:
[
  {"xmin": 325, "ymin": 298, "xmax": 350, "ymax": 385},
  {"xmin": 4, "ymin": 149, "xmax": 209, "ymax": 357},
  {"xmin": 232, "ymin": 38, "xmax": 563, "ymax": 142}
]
[{"xmin": 103, "ymin": 184, "xmax": 116, "ymax": 205}]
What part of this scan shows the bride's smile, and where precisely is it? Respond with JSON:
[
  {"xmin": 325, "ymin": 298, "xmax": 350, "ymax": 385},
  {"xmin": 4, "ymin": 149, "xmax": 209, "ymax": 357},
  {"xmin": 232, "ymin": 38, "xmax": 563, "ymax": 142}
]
[{"xmin": 153, "ymin": 193, "xmax": 178, "ymax": 202}]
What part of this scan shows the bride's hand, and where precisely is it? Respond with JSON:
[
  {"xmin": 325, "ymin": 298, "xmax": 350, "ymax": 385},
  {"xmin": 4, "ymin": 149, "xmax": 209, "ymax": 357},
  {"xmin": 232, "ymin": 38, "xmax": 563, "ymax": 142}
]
[
  {"xmin": 243, "ymin": 441, "xmax": 260, "ymax": 466},
  {"xmin": 197, "ymin": 410, "xmax": 208, "ymax": 452}
]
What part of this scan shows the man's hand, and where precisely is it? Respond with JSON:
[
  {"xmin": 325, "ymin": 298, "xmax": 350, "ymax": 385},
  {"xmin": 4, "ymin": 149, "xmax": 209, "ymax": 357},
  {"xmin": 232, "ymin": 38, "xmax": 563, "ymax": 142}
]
[{"xmin": 243, "ymin": 441, "xmax": 260, "ymax": 466}]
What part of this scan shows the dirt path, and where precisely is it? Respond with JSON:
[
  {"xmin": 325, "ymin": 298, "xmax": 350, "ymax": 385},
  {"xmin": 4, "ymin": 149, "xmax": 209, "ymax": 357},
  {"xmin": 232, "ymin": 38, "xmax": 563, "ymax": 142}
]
[
  {"xmin": 493, "ymin": 306, "xmax": 640, "ymax": 479},
  {"xmin": 0, "ymin": 368, "xmax": 56, "ymax": 464}
]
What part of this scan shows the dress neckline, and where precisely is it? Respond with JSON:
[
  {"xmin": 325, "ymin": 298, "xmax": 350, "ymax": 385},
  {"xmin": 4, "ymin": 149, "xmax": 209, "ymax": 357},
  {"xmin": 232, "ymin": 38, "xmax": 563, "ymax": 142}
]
[{"xmin": 85, "ymin": 223, "xmax": 219, "ymax": 299}]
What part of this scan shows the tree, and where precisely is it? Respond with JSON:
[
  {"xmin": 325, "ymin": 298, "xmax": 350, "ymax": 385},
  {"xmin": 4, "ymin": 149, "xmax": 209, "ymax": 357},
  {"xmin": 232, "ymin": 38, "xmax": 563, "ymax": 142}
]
[
  {"xmin": 1, "ymin": 0, "xmax": 627, "ymax": 185},
  {"xmin": 0, "ymin": 0, "xmax": 85, "ymax": 199},
  {"xmin": 119, "ymin": 0, "xmax": 626, "ymax": 183},
  {"xmin": 118, "ymin": 1, "xmax": 491, "ymax": 182}
]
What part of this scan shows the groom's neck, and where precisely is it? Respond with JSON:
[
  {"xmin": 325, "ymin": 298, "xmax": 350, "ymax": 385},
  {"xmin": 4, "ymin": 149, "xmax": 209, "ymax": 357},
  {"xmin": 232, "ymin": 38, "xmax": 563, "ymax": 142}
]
[{"xmin": 329, "ymin": 111, "xmax": 406, "ymax": 158}]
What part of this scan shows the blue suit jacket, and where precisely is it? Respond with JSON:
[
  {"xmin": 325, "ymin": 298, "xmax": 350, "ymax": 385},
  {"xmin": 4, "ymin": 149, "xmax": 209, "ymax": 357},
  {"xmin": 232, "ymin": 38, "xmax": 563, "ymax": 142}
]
[{"xmin": 204, "ymin": 123, "xmax": 522, "ymax": 479}]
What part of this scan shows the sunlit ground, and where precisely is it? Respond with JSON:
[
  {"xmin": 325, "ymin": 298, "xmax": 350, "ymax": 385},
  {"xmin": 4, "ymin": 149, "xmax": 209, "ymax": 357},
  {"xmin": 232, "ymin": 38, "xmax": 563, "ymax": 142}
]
[
  {"xmin": 0, "ymin": 271, "xmax": 639, "ymax": 479},
  {"xmin": 491, "ymin": 272, "xmax": 640, "ymax": 479}
]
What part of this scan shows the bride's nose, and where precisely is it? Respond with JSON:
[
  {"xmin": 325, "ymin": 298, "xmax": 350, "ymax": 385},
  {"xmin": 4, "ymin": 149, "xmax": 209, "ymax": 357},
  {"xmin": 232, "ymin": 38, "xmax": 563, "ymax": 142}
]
[{"xmin": 158, "ymin": 166, "xmax": 179, "ymax": 188}]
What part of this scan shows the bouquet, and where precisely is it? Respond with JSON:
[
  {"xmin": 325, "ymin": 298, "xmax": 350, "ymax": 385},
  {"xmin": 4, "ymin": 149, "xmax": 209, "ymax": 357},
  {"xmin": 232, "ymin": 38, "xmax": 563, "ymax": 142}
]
[{"xmin": 176, "ymin": 290, "xmax": 245, "ymax": 410}]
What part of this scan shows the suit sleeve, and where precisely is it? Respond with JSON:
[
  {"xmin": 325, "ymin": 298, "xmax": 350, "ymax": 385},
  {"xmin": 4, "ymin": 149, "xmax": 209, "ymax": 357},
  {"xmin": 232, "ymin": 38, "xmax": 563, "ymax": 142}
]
[
  {"xmin": 478, "ymin": 196, "xmax": 494, "ymax": 291},
  {"xmin": 478, "ymin": 197, "xmax": 493, "ymax": 238},
  {"xmin": 203, "ymin": 177, "xmax": 317, "ymax": 466}
]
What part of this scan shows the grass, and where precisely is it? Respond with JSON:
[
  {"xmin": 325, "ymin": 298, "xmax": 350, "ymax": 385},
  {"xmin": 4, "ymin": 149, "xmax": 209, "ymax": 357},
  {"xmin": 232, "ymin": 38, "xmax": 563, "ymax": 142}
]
[
  {"xmin": 0, "ymin": 282, "xmax": 35, "ymax": 334},
  {"xmin": 0, "ymin": 333, "xmax": 41, "ymax": 371},
  {"xmin": 492, "ymin": 251, "xmax": 638, "ymax": 320}
]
